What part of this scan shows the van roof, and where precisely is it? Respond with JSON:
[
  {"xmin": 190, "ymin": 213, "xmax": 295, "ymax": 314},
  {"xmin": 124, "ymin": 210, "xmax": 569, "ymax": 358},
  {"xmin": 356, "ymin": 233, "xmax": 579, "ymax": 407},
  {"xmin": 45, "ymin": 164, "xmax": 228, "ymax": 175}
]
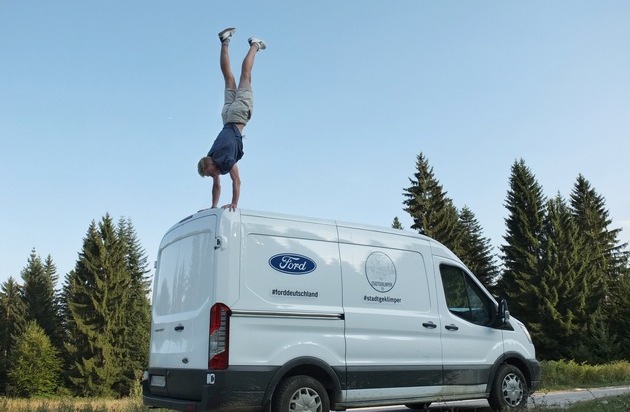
[{"xmin": 174, "ymin": 208, "xmax": 462, "ymax": 264}]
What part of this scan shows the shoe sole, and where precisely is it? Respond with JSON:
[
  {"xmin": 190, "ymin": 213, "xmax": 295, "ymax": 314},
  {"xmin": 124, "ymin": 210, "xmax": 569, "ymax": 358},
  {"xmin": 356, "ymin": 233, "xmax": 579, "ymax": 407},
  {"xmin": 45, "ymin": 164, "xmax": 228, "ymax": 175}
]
[
  {"xmin": 218, "ymin": 28, "xmax": 236, "ymax": 41},
  {"xmin": 248, "ymin": 38, "xmax": 266, "ymax": 50}
]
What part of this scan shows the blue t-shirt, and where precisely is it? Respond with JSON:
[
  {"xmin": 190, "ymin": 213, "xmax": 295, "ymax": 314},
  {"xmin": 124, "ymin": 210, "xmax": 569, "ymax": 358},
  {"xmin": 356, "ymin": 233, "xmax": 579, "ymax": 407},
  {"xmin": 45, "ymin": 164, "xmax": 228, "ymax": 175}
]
[{"xmin": 208, "ymin": 123, "xmax": 244, "ymax": 175}]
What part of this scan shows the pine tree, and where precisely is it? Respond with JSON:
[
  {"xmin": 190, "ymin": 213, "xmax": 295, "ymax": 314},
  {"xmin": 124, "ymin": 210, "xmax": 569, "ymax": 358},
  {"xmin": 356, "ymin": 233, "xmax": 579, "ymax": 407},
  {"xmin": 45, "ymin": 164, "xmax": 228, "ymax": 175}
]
[
  {"xmin": 570, "ymin": 174, "xmax": 630, "ymax": 360},
  {"xmin": 531, "ymin": 194, "xmax": 606, "ymax": 361},
  {"xmin": 403, "ymin": 152, "xmax": 461, "ymax": 252},
  {"xmin": 457, "ymin": 206, "xmax": 499, "ymax": 290},
  {"xmin": 20, "ymin": 250, "xmax": 64, "ymax": 353},
  {"xmin": 497, "ymin": 159, "xmax": 546, "ymax": 324},
  {"xmin": 7, "ymin": 321, "xmax": 62, "ymax": 397},
  {"xmin": 0, "ymin": 277, "xmax": 27, "ymax": 395},
  {"xmin": 62, "ymin": 214, "xmax": 151, "ymax": 397},
  {"xmin": 391, "ymin": 217, "xmax": 404, "ymax": 230},
  {"xmin": 63, "ymin": 215, "xmax": 128, "ymax": 397},
  {"xmin": 570, "ymin": 174, "xmax": 629, "ymax": 288},
  {"xmin": 114, "ymin": 217, "xmax": 151, "ymax": 396}
]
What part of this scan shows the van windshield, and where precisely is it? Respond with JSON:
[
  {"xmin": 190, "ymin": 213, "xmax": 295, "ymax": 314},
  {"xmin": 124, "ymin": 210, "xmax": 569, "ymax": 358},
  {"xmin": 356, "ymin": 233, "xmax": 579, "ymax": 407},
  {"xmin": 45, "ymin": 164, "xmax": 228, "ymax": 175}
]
[{"xmin": 154, "ymin": 231, "xmax": 215, "ymax": 316}]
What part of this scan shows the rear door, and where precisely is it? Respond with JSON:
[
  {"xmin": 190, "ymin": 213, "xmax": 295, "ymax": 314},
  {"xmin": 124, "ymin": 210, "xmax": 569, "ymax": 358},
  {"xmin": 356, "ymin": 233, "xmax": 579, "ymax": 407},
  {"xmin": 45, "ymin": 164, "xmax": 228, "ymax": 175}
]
[{"xmin": 150, "ymin": 214, "xmax": 218, "ymax": 371}]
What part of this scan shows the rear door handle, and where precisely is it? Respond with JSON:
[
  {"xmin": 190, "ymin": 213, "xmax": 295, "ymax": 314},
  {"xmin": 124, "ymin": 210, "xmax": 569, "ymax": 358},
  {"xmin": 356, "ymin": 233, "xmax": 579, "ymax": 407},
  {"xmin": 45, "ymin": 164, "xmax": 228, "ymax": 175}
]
[
  {"xmin": 422, "ymin": 322, "xmax": 437, "ymax": 329},
  {"xmin": 174, "ymin": 324, "xmax": 184, "ymax": 332},
  {"xmin": 445, "ymin": 324, "xmax": 459, "ymax": 331}
]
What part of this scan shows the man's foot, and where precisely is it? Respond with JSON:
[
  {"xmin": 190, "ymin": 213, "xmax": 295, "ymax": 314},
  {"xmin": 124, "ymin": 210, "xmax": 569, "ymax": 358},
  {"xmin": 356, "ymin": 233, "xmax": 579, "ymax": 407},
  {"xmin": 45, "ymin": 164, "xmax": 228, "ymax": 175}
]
[
  {"xmin": 248, "ymin": 37, "xmax": 267, "ymax": 51},
  {"xmin": 218, "ymin": 28, "xmax": 236, "ymax": 44}
]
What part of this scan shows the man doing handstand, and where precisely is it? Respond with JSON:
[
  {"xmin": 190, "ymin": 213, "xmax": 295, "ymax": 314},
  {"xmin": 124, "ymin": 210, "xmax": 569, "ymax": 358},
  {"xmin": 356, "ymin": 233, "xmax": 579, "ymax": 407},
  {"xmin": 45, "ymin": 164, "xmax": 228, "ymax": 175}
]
[{"xmin": 197, "ymin": 28, "xmax": 266, "ymax": 211}]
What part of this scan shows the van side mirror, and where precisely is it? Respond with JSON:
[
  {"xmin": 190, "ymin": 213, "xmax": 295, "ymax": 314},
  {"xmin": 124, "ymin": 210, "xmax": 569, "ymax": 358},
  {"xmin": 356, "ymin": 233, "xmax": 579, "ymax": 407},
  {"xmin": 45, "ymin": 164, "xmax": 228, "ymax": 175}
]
[{"xmin": 497, "ymin": 298, "xmax": 510, "ymax": 327}]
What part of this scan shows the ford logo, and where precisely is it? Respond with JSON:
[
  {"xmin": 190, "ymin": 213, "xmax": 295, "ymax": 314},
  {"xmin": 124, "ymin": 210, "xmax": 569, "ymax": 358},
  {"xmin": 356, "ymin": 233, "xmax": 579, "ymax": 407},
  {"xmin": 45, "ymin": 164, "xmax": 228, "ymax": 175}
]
[{"xmin": 269, "ymin": 254, "xmax": 316, "ymax": 275}]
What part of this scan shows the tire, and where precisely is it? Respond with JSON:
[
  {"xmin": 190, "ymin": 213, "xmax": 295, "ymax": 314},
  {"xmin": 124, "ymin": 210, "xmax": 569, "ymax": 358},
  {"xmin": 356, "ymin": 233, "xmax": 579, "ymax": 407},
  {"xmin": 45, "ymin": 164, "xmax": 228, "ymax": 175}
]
[
  {"xmin": 272, "ymin": 375, "xmax": 330, "ymax": 412},
  {"xmin": 488, "ymin": 364, "xmax": 528, "ymax": 411},
  {"xmin": 404, "ymin": 403, "xmax": 432, "ymax": 410}
]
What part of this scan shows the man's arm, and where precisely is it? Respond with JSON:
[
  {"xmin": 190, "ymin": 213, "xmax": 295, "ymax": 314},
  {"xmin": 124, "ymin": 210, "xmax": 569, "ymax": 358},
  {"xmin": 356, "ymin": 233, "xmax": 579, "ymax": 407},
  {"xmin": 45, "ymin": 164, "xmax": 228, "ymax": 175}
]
[
  {"xmin": 222, "ymin": 163, "xmax": 241, "ymax": 211},
  {"xmin": 211, "ymin": 175, "xmax": 221, "ymax": 208}
]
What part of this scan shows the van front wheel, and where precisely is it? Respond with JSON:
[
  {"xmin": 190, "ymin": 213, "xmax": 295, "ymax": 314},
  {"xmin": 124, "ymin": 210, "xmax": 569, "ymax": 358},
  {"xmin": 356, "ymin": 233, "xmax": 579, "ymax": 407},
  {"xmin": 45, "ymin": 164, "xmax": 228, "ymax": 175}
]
[
  {"xmin": 488, "ymin": 364, "xmax": 528, "ymax": 411},
  {"xmin": 272, "ymin": 375, "xmax": 330, "ymax": 412}
]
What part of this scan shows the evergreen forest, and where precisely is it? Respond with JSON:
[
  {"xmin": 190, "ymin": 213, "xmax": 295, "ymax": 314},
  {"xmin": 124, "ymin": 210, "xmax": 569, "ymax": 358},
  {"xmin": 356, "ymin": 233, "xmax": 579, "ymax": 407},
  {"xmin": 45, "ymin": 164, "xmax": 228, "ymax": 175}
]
[{"xmin": 0, "ymin": 216, "xmax": 151, "ymax": 397}]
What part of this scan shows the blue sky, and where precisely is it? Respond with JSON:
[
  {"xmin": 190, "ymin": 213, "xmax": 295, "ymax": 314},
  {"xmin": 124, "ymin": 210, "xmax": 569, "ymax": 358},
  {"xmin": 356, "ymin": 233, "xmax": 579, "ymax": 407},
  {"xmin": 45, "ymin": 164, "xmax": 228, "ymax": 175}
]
[{"xmin": 1, "ymin": 1, "xmax": 629, "ymax": 287}]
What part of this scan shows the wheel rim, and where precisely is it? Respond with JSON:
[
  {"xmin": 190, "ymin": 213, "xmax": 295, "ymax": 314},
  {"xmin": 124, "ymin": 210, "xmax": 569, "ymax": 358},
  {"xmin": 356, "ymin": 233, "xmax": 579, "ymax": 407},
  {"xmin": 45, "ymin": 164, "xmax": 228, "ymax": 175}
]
[
  {"xmin": 502, "ymin": 372, "xmax": 524, "ymax": 406},
  {"xmin": 289, "ymin": 387, "xmax": 323, "ymax": 412}
]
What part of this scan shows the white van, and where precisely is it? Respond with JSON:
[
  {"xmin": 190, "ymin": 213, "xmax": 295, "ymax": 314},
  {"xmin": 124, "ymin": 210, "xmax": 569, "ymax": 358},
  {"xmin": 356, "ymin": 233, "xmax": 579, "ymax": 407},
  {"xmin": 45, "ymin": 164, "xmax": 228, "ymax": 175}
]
[{"xmin": 143, "ymin": 209, "xmax": 540, "ymax": 412}]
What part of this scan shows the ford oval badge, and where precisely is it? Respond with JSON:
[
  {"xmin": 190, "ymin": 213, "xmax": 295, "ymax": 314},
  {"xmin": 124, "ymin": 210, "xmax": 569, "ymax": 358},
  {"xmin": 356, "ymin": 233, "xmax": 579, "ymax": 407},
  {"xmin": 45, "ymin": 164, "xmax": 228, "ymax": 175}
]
[{"xmin": 269, "ymin": 254, "xmax": 317, "ymax": 275}]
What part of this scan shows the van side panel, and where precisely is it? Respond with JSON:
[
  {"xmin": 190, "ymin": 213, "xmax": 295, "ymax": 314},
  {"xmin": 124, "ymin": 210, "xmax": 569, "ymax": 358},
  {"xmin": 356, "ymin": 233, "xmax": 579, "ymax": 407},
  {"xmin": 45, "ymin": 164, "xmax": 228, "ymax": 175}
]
[
  {"xmin": 229, "ymin": 214, "xmax": 345, "ymax": 382},
  {"xmin": 338, "ymin": 227, "xmax": 444, "ymax": 402}
]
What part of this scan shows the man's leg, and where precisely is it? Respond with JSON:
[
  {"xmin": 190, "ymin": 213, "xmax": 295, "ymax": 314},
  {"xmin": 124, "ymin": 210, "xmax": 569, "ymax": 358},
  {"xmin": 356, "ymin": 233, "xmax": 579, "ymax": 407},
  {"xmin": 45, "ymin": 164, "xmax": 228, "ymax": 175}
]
[
  {"xmin": 238, "ymin": 38, "xmax": 266, "ymax": 89},
  {"xmin": 219, "ymin": 28, "xmax": 237, "ymax": 89}
]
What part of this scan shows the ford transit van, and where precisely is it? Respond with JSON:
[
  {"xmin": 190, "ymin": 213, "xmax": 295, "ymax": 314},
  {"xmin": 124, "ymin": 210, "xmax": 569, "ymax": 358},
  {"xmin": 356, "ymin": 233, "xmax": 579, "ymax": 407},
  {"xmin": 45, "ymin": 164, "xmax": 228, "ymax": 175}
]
[{"xmin": 143, "ymin": 209, "xmax": 540, "ymax": 411}]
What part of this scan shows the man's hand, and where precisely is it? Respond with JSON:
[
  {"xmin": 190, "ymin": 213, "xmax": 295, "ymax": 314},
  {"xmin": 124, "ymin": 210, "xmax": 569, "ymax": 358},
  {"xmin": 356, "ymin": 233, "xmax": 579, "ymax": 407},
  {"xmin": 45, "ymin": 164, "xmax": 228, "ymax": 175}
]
[{"xmin": 222, "ymin": 203, "xmax": 238, "ymax": 211}]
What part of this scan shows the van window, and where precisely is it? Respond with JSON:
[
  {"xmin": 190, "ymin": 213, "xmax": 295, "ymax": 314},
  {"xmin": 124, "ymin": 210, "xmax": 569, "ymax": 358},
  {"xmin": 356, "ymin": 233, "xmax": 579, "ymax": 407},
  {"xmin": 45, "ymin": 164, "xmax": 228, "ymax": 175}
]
[
  {"xmin": 155, "ymin": 232, "xmax": 215, "ymax": 316},
  {"xmin": 440, "ymin": 265, "xmax": 493, "ymax": 326}
]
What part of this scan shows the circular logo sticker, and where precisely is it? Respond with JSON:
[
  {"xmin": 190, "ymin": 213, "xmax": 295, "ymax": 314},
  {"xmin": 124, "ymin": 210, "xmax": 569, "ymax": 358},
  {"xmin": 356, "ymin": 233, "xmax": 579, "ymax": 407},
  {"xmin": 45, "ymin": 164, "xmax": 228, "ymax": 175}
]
[{"xmin": 365, "ymin": 252, "xmax": 396, "ymax": 293}]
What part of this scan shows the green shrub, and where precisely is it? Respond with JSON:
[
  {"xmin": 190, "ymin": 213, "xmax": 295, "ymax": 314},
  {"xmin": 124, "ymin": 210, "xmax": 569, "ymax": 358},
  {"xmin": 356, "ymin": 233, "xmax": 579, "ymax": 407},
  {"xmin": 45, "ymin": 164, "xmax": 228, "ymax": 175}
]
[
  {"xmin": 541, "ymin": 360, "xmax": 630, "ymax": 390},
  {"xmin": 7, "ymin": 322, "xmax": 63, "ymax": 397}
]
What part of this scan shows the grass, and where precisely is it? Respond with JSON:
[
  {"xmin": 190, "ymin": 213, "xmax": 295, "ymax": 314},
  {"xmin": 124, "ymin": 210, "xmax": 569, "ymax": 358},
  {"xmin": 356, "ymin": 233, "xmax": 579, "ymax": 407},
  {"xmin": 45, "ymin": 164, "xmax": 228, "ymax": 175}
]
[
  {"xmin": 0, "ymin": 397, "xmax": 166, "ymax": 412},
  {"xmin": 540, "ymin": 360, "xmax": 630, "ymax": 390},
  {"xmin": 2, "ymin": 361, "xmax": 630, "ymax": 411}
]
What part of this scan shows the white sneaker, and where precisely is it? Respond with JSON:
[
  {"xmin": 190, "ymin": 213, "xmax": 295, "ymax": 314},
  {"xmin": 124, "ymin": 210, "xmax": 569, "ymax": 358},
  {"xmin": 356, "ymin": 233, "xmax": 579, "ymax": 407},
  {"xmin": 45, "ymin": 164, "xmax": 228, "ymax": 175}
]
[
  {"xmin": 218, "ymin": 28, "xmax": 236, "ymax": 43},
  {"xmin": 248, "ymin": 37, "xmax": 267, "ymax": 51}
]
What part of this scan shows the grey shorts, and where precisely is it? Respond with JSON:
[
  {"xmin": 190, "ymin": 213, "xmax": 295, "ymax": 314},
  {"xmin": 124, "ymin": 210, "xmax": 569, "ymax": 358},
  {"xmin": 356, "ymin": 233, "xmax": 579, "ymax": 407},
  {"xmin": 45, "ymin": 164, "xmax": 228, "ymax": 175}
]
[{"xmin": 221, "ymin": 87, "xmax": 253, "ymax": 125}]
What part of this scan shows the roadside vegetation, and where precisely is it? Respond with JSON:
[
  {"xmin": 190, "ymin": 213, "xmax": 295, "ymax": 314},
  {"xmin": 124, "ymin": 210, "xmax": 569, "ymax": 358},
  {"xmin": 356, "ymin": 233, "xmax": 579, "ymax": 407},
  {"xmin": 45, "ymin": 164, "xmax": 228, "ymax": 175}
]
[
  {"xmin": 0, "ymin": 397, "xmax": 155, "ymax": 412},
  {"xmin": 541, "ymin": 360, "xmax": 630, "ymax": 390},
  {"xmin": 533, "ymin": 360, "xmax": 630, "ymax": 411}
]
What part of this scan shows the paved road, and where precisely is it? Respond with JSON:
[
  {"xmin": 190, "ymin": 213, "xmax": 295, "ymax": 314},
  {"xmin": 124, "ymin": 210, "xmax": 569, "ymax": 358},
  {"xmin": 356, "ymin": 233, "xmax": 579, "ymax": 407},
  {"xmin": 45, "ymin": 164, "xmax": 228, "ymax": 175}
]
[{"xmin": 341, "ymin": 386, "xmax": 630, "ymax": 411}]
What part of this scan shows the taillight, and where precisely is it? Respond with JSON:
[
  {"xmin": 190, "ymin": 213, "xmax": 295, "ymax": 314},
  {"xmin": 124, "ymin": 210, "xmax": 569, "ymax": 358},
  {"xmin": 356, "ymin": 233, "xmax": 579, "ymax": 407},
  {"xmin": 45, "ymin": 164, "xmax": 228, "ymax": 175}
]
[{"xmin": 209, "ymin": 302, "xmax": 230, "ymax": 370}]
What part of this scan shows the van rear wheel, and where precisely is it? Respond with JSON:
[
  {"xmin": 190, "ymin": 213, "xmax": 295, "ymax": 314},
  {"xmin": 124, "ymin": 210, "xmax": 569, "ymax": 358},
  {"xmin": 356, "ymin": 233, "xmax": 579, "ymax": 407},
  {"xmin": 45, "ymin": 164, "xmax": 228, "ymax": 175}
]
[
  {"xmin": 272, "ymin": 375, "xmax": 330, "ymax": 412},
  {"xmin": 488, "ymin": 364, "xmax": 528, "ymax": 411}
]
